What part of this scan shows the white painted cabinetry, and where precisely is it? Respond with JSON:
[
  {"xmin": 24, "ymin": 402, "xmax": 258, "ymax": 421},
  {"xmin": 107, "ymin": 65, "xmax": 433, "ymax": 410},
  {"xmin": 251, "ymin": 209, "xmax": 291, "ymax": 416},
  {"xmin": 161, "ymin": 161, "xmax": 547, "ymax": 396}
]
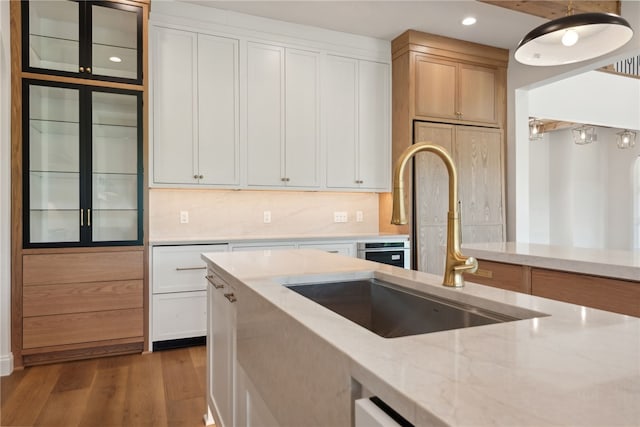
[
  {"xmin": 206, "ymin": 270, "xmax": 237, "ymax": 427},
  {"xmin": 247, "ymin": 43, "xmax": 320, "ymax": 188},
  {"xmin": 151, "ymin": 244, "xmax": 228, "ymax": 344},
  {"xmin": 325, "ymin": 56, "xmax": 390, "ymax": 191},
  {"xmin": 152, "ymin": 26, "xmax": 239, "ymax": 186}
]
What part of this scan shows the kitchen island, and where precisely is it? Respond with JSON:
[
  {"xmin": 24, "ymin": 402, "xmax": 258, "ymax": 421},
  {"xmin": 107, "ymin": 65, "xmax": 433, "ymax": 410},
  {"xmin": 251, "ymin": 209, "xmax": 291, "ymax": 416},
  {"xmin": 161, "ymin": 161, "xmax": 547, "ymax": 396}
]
[{"xmin": 202, "ymin": 249, "xmax": 640, "ymax": 426}]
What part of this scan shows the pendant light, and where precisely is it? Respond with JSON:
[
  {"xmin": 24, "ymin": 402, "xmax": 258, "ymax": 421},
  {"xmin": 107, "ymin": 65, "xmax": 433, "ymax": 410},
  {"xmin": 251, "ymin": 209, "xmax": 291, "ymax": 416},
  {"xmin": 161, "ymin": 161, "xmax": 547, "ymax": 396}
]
[
  {"xmin": 572, "ymin": 125, "xmax": 596, "ymax": 145},
  {"xmin": 529, "ymin": 118, "xmax": 544, "ymax": 140},
  {"xmin": 514, "ymin": 2, "xmax": 633, "ymax": 66},
  {"xmin": 616, "ymin": 129, "xmax": 637, "ymax": 149}
]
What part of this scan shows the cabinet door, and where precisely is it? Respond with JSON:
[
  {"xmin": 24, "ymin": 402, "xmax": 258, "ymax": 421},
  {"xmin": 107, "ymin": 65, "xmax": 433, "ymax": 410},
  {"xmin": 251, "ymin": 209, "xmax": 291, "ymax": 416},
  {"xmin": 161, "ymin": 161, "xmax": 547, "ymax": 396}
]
[
  {"xmin": 152, "ymin": 291, "xmax": 207, "ymax": 341},
  {"xmin": 413, "ymin": 122, "xmax": 454, "ymax": 274},
  {"xmin": 23, "ymin": 1, "xmax": 142, "ymax": 84},
  {"xmin": 458, "ymin": 64, "xmax": 497, "ymax": 125},
  {"xmin": 455, "ymin": 127, "xmax": 503, "ymax": 227},
  {"xmin": 358, "ymin": 60, "xmax": 390, "ymax": 190},
  {"xmin": 198, "ymin": 34, "xmax": 240, "ymax": 186},
  {"xmin": 414, "ymin": 55, "xmax": 457, "ymax": 120},
  {"xmin": 325, "ymin": 55, "xmax": 358, "ymax": 188},
  {"xmin": 247, "ymin": 43, "xmax": 284, "ymax": 187},
  {"xmin": 284, "ymin": 49, "xmax": 320, "ymax": 187},
  {"xmin": 90, "ymin": 89, "xmax": 141, "ymax": 244},
  {"xmin": 25, "ymin": 83, "xmax": 81, "ymax": 245},
  {"xmin": 152, "ymin": 27, "xmax": 197, "ymax": 184}
]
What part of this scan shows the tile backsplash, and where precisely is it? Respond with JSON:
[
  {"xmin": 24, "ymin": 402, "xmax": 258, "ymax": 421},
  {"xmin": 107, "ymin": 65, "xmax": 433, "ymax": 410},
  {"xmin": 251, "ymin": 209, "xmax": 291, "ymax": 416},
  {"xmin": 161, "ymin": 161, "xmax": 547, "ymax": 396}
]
[{"xmin": 149, "ymin": 189, "xmax": 380, "ymax": 241}]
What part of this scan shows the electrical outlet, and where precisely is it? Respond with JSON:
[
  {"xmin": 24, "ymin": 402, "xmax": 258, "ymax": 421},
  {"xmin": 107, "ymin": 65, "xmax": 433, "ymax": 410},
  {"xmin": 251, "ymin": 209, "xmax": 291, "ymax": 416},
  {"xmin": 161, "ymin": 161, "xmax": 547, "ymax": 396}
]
[
  {"xmin": 334, "ymin": 211, "xmax": 348, "ymax": 223},
  {"xmin": 263, "ymin": 211, "xmax": 271, "ymax": 224},
  {"xmin": 356, "ymin": 211, "xmax": 364, "ymax": 222},
  {"xmin": 180, "ymin": 210, "xmax": 189, "ymax": 224}
]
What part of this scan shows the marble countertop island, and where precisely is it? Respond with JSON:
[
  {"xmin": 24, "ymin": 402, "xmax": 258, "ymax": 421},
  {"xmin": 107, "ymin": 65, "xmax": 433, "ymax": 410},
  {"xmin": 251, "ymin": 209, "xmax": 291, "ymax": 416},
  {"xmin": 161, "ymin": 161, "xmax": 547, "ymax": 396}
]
[
  {"xmin": 463, "ymin": 242, "xmax": 640, "ymax": 281},
  {"xmin": 203, "ymin": 249, "xmax": 640, "ymax": 426}
]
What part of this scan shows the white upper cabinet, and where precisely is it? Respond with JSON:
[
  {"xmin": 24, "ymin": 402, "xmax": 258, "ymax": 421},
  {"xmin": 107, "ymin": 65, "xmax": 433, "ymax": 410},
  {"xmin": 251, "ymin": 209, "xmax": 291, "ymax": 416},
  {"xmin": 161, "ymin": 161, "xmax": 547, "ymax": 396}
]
[
  {"xmin": 325, "ymin": 56, "xmax": 390, "ymax": 191},
  {"xmin": 152, "ymin": 26, "xmax": 239, "ymax": 186},
  {"xmin": 246, "ymin": 43, "xmax": 319, "ymax": 188},
  {"xmin": 149, "ymin": 6, "xmax": 390, "ymax": 191}
]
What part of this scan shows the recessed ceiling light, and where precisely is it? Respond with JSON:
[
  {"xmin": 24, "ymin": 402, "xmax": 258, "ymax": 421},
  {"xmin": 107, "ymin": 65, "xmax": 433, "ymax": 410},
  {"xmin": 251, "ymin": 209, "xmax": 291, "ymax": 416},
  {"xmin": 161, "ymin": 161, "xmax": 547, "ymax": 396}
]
[
  {"xmin": 462, "ymin": 17, "xmax": 477, "ymax": 26},
  {"xmin": 109, "ymin": 56, "xmax": 122, "ymax": 63}
]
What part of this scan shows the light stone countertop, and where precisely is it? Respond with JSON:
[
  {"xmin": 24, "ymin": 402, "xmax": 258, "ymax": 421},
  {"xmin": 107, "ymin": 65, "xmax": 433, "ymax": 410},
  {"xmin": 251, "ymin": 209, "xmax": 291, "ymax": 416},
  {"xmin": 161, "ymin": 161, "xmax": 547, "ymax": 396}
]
[
  {"xmin": 150, "ymin": 232, "xmax": 409, "ymax": 246},
  {"xmin": 202, "ymin": 249, "xmax": 640, "ymax": 426},
  {"xmin": 463, "ymin": 242, "xmax": 640, "ymax": 282}
]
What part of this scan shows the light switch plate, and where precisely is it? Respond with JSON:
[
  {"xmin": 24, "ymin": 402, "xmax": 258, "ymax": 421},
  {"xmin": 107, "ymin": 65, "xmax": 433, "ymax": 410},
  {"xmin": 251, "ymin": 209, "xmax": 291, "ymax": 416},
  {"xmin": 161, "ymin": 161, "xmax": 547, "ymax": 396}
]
[
  {"xmin": 356, "ymin": 211, "xmax": 364, "ymax": 222},
  {"xmin": 263, "ymin": 211, "xmax": 271, "ymax": 223},
  {"xmin": 334, "ymin": 211, "xmax": 348, "ymax": 223},
  {"xmin": 180, "ymin": 210, "xmax": 189, "ymax": 224}
]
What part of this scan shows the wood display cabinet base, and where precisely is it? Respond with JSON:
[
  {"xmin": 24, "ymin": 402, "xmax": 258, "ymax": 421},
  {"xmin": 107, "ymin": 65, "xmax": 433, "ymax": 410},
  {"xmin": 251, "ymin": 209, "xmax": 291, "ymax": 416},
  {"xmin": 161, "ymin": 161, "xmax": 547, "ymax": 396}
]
[
  {"xmin": 18, "ymin": 247, "xmax": 145, "ymax": 366},
  {"xmin": 465, "ymin": 259, "xmax": 640, "ymax": 318}
]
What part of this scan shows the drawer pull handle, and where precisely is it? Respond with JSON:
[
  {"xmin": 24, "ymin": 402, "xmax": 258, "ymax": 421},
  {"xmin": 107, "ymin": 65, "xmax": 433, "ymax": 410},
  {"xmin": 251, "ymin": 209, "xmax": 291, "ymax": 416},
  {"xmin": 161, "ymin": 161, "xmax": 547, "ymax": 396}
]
[
  {"xmin": 205, "ymin": 274, "xmax": 225, "ymax": 289},
  {"xmin": 224, "ymin": 293, "xmax": 237, "ymax": 303},
  {"xmin": 176, "ymin": 266, "xmax": 207, "ymax": 271},
  {"xmin": 469, "ymin": 268, "xmax": 493, "ymax": 279},
  {"xmin": 328, "ymin": 250, "xmax": 339, "ymax": 254}
]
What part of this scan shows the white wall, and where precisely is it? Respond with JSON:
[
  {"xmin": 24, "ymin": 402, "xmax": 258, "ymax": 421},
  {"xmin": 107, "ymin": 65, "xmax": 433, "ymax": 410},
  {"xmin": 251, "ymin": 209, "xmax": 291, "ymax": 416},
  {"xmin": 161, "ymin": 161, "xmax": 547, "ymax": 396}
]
[
  {"xmin": 0, "ymin": 0, "xmax": 13, "ymax": 375},
  {"xmin": 508, "ymin": 0, "xmax": 640, "ymax": 243},
  {"xmin": 529, "ymin": 127, "xmax": 639, "ymax": 250}
]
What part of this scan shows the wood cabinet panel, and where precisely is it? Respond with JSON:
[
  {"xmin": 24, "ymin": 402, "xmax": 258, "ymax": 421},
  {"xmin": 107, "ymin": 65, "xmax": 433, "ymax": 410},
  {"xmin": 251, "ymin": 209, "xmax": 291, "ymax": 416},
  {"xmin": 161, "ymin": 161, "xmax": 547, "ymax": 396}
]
[
  {"xmin": 458, "ymin": 63, "xmax": 497, "ymax": 124},
  {"xmin": 414, "ymin": 56, "xmax": 456, "ymax": 120},
  {"xmin": 23, "ymin": 308, "xmax": 143, "ymax": 349},
  {"xmin": 464, "ymin": 260, "xmax": 531, "ymax": 294},
  {"xmin": 531, "ymin": 268, "xmax": 640, "ymax": 317},
  {"xmin": 23, "ymin": 250, "xmax": 143, "ymax": 285},
  {"xmin": 23, "ymin": 280, "xmax": 142, "ymax": 317}
]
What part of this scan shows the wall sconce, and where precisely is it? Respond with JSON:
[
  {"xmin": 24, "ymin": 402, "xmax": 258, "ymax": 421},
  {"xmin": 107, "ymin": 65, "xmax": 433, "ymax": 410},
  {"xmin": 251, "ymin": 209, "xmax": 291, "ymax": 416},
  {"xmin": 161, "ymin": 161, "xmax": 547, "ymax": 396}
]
[
  {"xmin": 616, "ymin": 129, "xmax": 637, "ymax": 149},
  {"xmin": 572, "ymin": 125, "xmax": 596, "ymax": 145},
  {"xmin": 529, "ymin": 119, "xmax": 544, "ymax": 140}
]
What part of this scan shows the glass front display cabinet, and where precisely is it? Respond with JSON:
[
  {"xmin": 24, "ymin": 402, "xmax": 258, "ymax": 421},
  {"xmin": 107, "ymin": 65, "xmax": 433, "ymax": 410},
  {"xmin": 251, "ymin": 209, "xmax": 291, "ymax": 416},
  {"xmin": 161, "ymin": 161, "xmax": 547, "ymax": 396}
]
[
  {"xmin": 22, "ymin": 0, "xmax": 142, "ymax": 84},
  {"xmin": 23, "ymin": 80, "xmax": 142, "ymax": 248}
]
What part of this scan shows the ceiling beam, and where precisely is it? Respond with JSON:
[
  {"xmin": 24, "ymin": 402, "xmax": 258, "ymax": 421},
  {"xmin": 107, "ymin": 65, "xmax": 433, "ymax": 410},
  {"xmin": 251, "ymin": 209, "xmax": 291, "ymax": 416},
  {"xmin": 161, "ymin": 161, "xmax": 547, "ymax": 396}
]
[{"xmin": 478, "ymin": 1, "xmax": 620, "ymax": 20}]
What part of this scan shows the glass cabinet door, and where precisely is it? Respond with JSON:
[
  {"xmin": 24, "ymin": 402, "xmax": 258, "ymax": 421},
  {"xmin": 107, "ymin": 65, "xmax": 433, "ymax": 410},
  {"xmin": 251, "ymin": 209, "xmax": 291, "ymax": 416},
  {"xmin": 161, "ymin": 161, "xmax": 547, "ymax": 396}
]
[
  {"xmin": 91, "ymin": 3, "xmax": 140, "ymax": 81},
  {"xmin": 23, "ymin": 1, "xmax": 142, "ymax": 84},
  {"xmin": 91, "ymin": 90, "xmax": 140, "ymax": 243},
  {"xmin": 26, "ymin": 1, "xmax": 80, "ymax": 73},
  {"xmin": 26, "ymin": 83, "xmax": 81, "ymax": 244}
]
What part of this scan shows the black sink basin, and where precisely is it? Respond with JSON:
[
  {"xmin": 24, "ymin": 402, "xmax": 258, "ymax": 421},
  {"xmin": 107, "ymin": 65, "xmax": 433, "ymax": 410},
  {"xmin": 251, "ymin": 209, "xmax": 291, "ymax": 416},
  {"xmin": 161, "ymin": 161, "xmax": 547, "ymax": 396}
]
[{"xmin": 288, "ymin": 278, "xmax": 530, "ymax": 338}]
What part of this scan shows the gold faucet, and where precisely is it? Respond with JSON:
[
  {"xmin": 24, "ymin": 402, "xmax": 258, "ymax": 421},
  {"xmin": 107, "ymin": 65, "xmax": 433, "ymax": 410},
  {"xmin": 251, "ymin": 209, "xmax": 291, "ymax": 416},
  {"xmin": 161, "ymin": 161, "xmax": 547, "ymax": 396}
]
[{"xmin": 391, "ymin": 142, "xmax": 478, "ymax": 287}]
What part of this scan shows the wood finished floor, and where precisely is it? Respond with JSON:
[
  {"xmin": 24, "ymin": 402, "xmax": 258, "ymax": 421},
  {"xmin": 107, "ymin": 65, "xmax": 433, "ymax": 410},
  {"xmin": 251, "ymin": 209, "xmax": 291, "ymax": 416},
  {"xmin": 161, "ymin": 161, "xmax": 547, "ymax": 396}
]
[{"xmin": 0, "ymin": 346, "xmax": 207, "ymax": 427}]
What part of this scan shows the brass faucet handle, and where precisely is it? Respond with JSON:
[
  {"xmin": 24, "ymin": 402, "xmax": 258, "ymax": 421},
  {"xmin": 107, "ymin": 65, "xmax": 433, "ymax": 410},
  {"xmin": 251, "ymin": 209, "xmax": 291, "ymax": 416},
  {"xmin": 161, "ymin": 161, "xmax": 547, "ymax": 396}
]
[{"xmin": 453, "ymin": 256, "xmax": 478, "ymax": 273}]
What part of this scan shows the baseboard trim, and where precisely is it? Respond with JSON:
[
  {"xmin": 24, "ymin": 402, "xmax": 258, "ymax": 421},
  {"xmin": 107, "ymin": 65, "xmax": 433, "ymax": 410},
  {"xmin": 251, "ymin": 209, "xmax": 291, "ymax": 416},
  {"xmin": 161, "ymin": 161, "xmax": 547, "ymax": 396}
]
[{"xmin": 1, "ymin": 352, "xmax": 14, "ymax": 376}]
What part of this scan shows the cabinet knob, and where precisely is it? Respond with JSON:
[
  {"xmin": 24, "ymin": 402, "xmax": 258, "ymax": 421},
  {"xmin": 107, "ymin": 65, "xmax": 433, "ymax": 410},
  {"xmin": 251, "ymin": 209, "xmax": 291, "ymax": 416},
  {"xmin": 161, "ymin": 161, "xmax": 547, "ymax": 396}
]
[
  {"xmin": 194, "ymin": 174, "xmax": 199, "ymax": 179},
  {"xmin": 281, "ymin": 177, "xmax": 290, "ymax": 182},
  {"xmin": 79, "ymin": 66, "xmax": 84, "ymax": 72},
  {"xmin": 355, "ymin": 179, "xmax": 363, "ymax": 184},
  {"xmin": 86, "ymin": 67, "xmax": 91, "ymax": 73},
  {"xmin": 199, "ymin": 175, "xmax": 204, "ymax": 179},
  {"xmin": 224, "ymin": 293, "xmax": 237, "ymax": 303}
]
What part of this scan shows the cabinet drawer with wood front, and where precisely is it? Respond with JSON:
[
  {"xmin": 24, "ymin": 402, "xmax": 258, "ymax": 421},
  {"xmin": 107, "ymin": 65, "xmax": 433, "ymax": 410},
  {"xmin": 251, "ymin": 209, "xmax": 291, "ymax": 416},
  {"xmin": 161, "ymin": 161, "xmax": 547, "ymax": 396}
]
[
  {"xmin": 531, "ymin": 268, "xmax": 640, "ymax": 317},
  {"xmin": 464, "ymin": 259, "xmax": 530, "ymax": 294}
]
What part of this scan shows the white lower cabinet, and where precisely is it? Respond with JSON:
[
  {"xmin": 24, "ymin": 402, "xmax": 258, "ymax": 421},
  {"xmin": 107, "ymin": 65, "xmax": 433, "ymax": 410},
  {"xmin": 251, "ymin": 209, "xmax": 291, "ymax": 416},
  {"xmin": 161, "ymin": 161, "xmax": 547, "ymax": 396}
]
[
  {"xmin": 298, "ymin": 242, "xmax": 355, "ymax": 257},
  {"xmin": 206, "ymin": 270, "xmax": 237, "ymax": 427},
  {"xmin": 354, "ymin": 398, "xmax": 402, "ymax": 427},
  {"xmin": 151, "ymin": 244, "xmax": 228, "ymax": 346}
]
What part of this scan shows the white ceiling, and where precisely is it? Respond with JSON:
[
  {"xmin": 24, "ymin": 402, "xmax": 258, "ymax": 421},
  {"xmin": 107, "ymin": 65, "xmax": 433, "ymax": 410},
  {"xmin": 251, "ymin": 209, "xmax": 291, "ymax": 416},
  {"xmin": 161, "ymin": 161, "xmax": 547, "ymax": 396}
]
[{"xmin": 191, "ymin": 1, "xmax": 547, "ymax": 50}]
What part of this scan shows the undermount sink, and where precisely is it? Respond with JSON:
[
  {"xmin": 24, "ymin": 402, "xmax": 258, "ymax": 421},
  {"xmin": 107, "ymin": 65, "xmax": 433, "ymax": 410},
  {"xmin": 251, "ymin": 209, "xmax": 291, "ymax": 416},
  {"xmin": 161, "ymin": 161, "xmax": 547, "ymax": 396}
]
[{"xmin": 287, "ymin": 278, "xmax": 541, "ymax": 338}]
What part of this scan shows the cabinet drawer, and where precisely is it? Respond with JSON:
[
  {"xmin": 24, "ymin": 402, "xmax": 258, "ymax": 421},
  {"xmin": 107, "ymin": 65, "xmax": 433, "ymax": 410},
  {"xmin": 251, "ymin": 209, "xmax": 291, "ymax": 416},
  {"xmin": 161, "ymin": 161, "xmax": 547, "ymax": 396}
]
[
  {"xmin": 153, "ymin": 244, "xmax": 228, "ymax": 293},
  {"xmin": 531, "ymin": 268, "xmax": 640, "ymax": 317},
  {"xmin": 464, "ymin": 259, "xmax": 530, "ymax": 294},
  {"xmin": 152, "ymin": 291, "xmax": 206, "ymax": 341},
  {"xmin": 23, "ymin": 280, "xmax": 143, "ymax": 317},
  {"xmin": 23, "ymin": 308, "xmax": 143, "ymax": 349},
  {"xmin": 298, "ymin": 243, "xmax": 355, "ymax": 257},
  {"xmin": 23, "ymin": 250, "xmax": 143, "ymax": 286}
]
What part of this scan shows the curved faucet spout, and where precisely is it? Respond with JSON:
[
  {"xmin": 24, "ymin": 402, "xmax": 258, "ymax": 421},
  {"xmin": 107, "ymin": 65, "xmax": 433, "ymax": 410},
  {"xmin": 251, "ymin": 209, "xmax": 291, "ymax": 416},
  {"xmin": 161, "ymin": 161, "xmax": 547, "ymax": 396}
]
[{"xmin": 391, "ymin": 142, "xmax": 478, "ymax": 287}]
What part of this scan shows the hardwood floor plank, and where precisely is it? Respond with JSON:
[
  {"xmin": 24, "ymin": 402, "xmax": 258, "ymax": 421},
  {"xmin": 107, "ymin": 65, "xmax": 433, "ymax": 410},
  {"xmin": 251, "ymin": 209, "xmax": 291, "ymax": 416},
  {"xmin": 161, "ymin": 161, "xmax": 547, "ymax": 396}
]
[
  {"xmin": 121, "ymin": 353, "xmax": 168, "ymax": 426},
  {"xmin": 0, "ymin": 364, "xmax": 62, "ymax": 426},
  {"xmin": 161, "ymin": 348, "xmax": 203, "ymax": 401},
  {"xmin": 34, "ymin": 389, "xmax": 91, "ymax": 427},
  {"xmin": 77, "ymin": 366, "xmax": 129, "ymax": 426},
  {"xmin": 52, "ymin": 358, "xmax": 98, "ymax": 393},
  {"xmin": 0, "ymin": 346, "xmax": 207, "ymax": 427}
]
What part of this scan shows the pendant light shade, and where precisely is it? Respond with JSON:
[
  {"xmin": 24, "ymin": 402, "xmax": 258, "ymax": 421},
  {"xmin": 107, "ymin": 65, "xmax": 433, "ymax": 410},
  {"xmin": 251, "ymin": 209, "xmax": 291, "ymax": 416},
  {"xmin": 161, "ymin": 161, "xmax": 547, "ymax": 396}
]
[{"xmin": 515, "ymin": 13, "xmax": 634, "ymax": 66}]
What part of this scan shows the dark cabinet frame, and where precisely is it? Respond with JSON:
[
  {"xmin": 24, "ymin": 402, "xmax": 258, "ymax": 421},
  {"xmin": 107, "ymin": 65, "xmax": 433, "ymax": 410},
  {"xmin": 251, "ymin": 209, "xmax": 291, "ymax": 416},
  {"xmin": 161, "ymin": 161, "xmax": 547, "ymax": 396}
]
[
  {"xmin": 21, "ymin": 0, "xmax": 143, "ymax": 85},
  {"xmin": 22, "ymin": 79, "xmax": 143, "ymax": 248}
]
